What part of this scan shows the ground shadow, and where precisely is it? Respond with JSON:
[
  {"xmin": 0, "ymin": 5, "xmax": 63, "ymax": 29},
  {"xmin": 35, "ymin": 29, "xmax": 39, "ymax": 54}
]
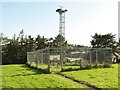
[
  {"xmin": 22, "ymin": 64, "xmax": 50, "ymax": 74},
  {"xmin": 2, "ymin": 64, "xmax": 49, "ymax": 78}
]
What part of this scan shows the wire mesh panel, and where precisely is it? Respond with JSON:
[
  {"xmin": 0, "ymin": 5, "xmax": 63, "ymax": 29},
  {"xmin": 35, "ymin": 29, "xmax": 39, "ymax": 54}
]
[
  {"xmin": 63, "ymin": 47, "xmax": 112, "ymax": 70},
  {"xmin": 27, "ymin": 47, "xmax": 64, "ymax": 72},
  {"xmin": 27, "ymin": 47, "xmax": 112, "ymax": 72},
  {"xmin": 63, "ymin": 51, "xmax": 81, "ymax": 71},
  {"xmin": 27, "ymin": 48, "xmax": 50, "ymax": 72},
  {"xmin": 49, "ymin": 48, "xmax": 62, "ymax": 72},
  {"xmin": 78, "ymin": 48, "xmax": 112, "ymax": 64}
]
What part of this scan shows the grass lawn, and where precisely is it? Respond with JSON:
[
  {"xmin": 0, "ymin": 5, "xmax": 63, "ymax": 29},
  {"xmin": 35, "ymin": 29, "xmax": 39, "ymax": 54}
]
[
  {"xmin": 1, "ymin": 64, "xmax": 83, "ymax": 88},
  {"xmin": 1, "ymin": 64, "xmax": 119, "ymax": 89},
  {"xmin": 27, "ymin": 62, "xmax": 81, "ymax": 72},
  {"xmin": 61, "ymin": 64, "xmax": 119, "ymax": 88}
]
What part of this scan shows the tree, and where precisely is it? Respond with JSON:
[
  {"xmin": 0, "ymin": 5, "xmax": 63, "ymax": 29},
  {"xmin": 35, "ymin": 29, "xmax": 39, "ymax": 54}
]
[
  {"xmin": 2, "ymin": 30, "xmax": 28, "ymax": 64},
  {"xmin": 53, "ymin": 34, "xmax": 67, "ymax": 48},
  {"xmin": 1, "ymin": 33, "xmax": 12, "ymax": 64},
  {"xmin": 46, "ymin": 37, "xmax": 54, "ymax": 48},
  {"xmin": 1, "ymin": 31, "xmax": 69, "ymax": 64},
  {"xmin": 0, "ymin": 33, "xmax": 10, "ymax": 45},
  {"xmin": 35, "ymin": 35, "xmax": 46, "ymax": 50},
  {"xmin": 2, "ymin": 36, "xmax": 20, "ymax": 64},
  {"xmin": 26, "ymin": 35, "xmax": 35, "ymax": 51},
  {"xmin": 91, "ymin": 33, "xmax": 117, "ymax": 51}
]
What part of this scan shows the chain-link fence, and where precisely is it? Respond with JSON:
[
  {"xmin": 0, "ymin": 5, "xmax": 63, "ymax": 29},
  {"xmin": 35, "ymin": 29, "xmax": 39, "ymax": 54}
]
[
  {"xmin": 27, "ymin": 48, "xmax": 50, "ymax": 72},
  {"xmin": 80, "ymin": 48, "xmax": 112, "ymax": 64},
  {"xmin": 27, "ymin": 47, "xmax": 63, "ymax": 72},
  {"xmin": 27, "ymin": 47, "xmax": 112, "ymax": 72},
  {"xmin": 63, "ymin": 48, "xmax": 112, "ymax": 70},
  {"xmin": 66, "ymin": 48, "xmax": 112, "ymax": 63}
]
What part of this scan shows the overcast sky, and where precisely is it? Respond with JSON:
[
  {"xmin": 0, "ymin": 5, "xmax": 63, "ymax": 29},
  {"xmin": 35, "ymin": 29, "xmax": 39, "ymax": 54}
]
[{"xmin": 1, "ymin": 0, "xmax": 120, "ymax": 46}]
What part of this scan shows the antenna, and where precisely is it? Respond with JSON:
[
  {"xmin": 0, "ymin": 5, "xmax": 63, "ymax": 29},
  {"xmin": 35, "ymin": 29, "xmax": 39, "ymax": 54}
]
[
  {"xmin": 56, "ymin": 6, "xmax": 67, "ymax": 70},
  {"xmin": 56, "ymin": 6, "xmax": 67, "ymax": 39}
]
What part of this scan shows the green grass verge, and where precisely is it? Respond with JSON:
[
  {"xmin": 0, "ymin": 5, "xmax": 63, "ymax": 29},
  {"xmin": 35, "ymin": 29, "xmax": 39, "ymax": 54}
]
[
  {"xmin": 1, "ymin": 64, "xmax": 83, "ymax": 88},
  {"xmin": 61, "ymin": 64, "xmax": 119, "ymax": 88}
]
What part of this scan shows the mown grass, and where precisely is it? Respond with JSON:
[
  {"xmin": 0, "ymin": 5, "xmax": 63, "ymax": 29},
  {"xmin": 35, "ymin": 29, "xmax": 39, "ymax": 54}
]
[
  {"xmin": 27, "ymin": 62, "xmax": 81, "ymax": 72},
  {"xmin": 1, "ymin": 64, "xmax": 83, "ymax": 88},
  {"xmin": 1, "ymin": 64, "xmax": 119, "ymax": 89},
  {"xmin": 61, "ymin": 64, "xmax": 119, "ymax": 88}
]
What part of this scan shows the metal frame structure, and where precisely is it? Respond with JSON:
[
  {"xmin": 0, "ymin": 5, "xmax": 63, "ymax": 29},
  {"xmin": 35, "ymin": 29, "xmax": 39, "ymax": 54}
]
[
  {"xmin": 56, "ymin": 6, "xmax": 67, "ymax": 38},
  {"xmin": 56, "ymin": 6, "xmax": 67, "ymax": 70}
]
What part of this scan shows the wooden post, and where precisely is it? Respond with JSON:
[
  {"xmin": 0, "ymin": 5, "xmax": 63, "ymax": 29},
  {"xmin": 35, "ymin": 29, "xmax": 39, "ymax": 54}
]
[
  {"xmin": 47, "ymin": 48, "xmax": 50, "ymax": 73},
  {"xmin": 35, "ymin": 52, "xmax": 38, "ymax": 67},
  {"xmin": 89, "ymin": 50, "xmax": 92, "ymax": 65},
  {"xmin": 103, "ymin": 52, "xmax": 105, "ymax": 64},
  {"xmin": 96, "ymin": 50, "xmax": 98, "ymax": 65},
  {"xmin": 60, "ymin": 48, "xmax": 63, "ymax": 71},
  {"xmin": 80, "ymin": 58, "xmax": 83, "ymax": 70}
]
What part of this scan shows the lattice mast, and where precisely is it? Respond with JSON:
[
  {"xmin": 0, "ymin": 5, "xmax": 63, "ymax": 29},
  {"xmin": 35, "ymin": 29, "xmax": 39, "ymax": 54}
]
[
  {"xmin": 56, "ymin": 6, "xmax": 67, "ymax": 70},
  {"xmin": 56, "ymin": 6, "xmax": 67, "ymax": 39}
]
